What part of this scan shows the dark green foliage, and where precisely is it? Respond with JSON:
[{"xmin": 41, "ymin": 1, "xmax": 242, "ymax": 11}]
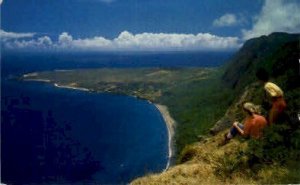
[
  {"xmin": 220, "ymin": 31, "xmax": 300, "ymax": 166},
  {"xmin": 247, "ymin": 124, "xmax": 292, "ymax": 163},
  {"xmin": 245, "ymin": 82, "xmax": 300, "ymax": 177},
  {"xmin": 214, "ymin": 149, "xmax": 248, "ymax": 179},
  {"xmin": 218, "ymin": 32, "xmax": 300, "ymax": 183},
  {"xmin": 222, "ymin": 32, "xmax": 300, "ymax": 92},
  {"xmin": 159, "ymin": 72, "xmax": 235, "ymax": 156},
  {"xmin": 178, "ymin": 146, "xmax": 198, "ymax": 163},
  {"xmin": 245, "ymin": 119, "xmax": 300, "ymax": 182}
]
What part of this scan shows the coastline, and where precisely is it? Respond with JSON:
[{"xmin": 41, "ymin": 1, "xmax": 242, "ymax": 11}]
[
  {"xmin": 53, "ymin": 83, "xmax": 90, "ymax": 92},
  {"xmin": 22, "ymin": 74, "xmax": 176, "ymax": 171},
  {"xmin": 23, "ymin": 79, "xmax": 51, "ymax": 82},
  {"xmin": 153, "ymin": 104, "xmax": 176, "ymax": 171}
]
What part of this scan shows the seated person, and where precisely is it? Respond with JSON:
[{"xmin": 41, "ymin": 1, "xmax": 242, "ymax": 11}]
[
  {"xmin": 256, "ymin": 68, "xmax": 287, "ymax": 124},
  {"xmin": 221, "ymin": 102, "xmax": 267, "ymax": 145}
]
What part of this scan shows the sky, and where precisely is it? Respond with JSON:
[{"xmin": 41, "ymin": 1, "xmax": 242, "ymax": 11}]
[{"xmin": 1, "ymin": 0, "xmax": 299, "ymax": 52}]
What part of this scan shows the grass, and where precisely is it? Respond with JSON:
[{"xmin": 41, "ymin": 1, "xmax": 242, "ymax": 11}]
[
  {"xmin": 159, "ymin": 70, "xmax": 235, "ymax": 156},
  {"xmin": 131, "ymin": 129, "xmax": 300, "ymax": 185}
]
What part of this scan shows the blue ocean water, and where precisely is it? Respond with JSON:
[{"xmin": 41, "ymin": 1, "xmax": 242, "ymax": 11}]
[{"xmin": 1, "ymin": 51, "xmax": 233, "ymax": 185}]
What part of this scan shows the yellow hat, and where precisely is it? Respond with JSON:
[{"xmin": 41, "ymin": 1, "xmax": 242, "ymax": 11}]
[
  {"xmin": 243, "ymin": 102, "xmax": 260, "ymax": 114},
  {"xmin": 264, "ymin": 82, "xmax": 283, "ymax": 97}
]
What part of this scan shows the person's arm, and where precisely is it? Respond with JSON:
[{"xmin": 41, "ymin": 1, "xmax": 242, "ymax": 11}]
[
  {"xmin": 233, "ymin": 121, "xmax": 245, "ymax": 135},
  {"xmin": 233, "ymin": 120, "xmax": 251, "ymax": 137}
]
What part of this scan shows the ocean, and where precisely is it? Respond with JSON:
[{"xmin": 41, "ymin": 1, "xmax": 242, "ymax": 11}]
[{"xmin": 1, "ymin": 51, "xmax": 233, "ymax": 185}]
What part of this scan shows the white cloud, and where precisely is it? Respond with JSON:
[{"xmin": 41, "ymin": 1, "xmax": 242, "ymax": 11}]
[
  {"xmin": 2, "ymin": 30, "xmax": 241, "ymax": 51},
  {"xmin": 4, "ymin": 36, "xmax": 53, "ymax": 49},
  {"xmin": 70, "ymin": 36, "xmax": 112, "ymax": 49},
  {"xmin": 242, "ymin": 0, "xmax": 300, "ymax": 40},
  {"xmin": 213, "ymin": 13, "xmax": 240, "ymax": 27},
  {"xmin": 58, "ymin": 32, "xmax": 73, "ymax": 47},
  {"xmin": 113, "ymin": 31, "xmax": 240, "ymax": 50},
  {"xmin": 0, "ymin": 29, "xmax": 35, "ymax": 40},
  {"xmin": 0, "ymin": 0, "xmax": 3, "ymax": 5}
]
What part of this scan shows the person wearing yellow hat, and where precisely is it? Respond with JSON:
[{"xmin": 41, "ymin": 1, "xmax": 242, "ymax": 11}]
[
  {"xmin": 256, "ymin": 68, "xmax": 287, "ymax": 124},
  {"xmin": 220, "ymin": 102, "xmax": 268, "ymax": 145}
]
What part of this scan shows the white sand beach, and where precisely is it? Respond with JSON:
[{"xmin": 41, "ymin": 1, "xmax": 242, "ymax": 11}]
[
  {"xmin": 54, "ymin": 83, "xmax": 90, "ymax": 91},
  {"xmin": 154, "ymin": 104, "xmax": 176, "ymax": 171}
]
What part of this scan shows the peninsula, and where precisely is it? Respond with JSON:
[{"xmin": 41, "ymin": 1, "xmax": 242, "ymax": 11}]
[{"xmin": 22, "ymin": 67, "xmax": 226, "ymax": 166}]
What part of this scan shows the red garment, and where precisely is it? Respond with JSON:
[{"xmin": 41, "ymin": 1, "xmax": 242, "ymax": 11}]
[
  {"xmin": 271, "ymin": 97, "xmax": 287, "ymax": 113},
  {"xmin": 243, "ymin": 114, "xmax": 267, "ymax": 139}
]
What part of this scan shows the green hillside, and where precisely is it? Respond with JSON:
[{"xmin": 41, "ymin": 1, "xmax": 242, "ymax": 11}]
[
  {"xmin": 210, "ymin": 32, "xmax": 300, "ymax": 133},
  {"xmin": 223, "ymin": 32, "xmax": 299, "ymax": 91},
  {"xmin": 132, "ymin": 32, "xmax": 300, "ymax": 184}
]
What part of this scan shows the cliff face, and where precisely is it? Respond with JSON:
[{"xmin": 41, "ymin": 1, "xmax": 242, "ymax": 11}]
[
  {"xmin": 131, "ymin": 32, "xmax": 300, "ymax": 184},
  {"xmin": 222, "ymin": 32, "xmax": 299, "ymax": 90},
  {"xmin": 211, "ymin": 32, "xmax": 300, "ymax": 134}
]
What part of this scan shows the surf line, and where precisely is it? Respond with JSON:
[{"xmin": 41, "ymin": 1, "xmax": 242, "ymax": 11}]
[
  {"xmin": 54, "ymin": 83, "xmax": 90, "ymax": 92},
  {"xmin": 152, "ymin": 103, "xmax": 176, "ymax": 171}
]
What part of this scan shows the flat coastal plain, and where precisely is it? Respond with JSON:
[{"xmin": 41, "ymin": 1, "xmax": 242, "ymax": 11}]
[{"xmin": 22, "ymin": 67, "xmax": 216, "ymax": 163}]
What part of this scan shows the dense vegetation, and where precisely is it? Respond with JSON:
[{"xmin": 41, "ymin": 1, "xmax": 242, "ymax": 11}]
[
  {"xmin": 221, "ymin": 32, "xmax": 300, "ymax": 167},
  {"xmin": 222, "ymin": 32, "xmax": 300, "ymax": 183},
  {"xmin": 158, "ymin": 70, "xmax": 235, "ymax": 156}
]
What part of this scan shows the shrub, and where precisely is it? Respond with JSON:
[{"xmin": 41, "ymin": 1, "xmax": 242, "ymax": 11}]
[{"xmin": 247, "ymin": 120, "xmax": 300, "ymax": 165}]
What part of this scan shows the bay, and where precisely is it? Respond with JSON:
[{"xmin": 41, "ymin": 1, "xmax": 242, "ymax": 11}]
[{"xmin": 1, "ymin": 51, "xmax": 232, "ymax": 184}]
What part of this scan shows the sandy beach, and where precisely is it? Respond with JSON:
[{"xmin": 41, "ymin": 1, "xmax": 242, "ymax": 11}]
[
  {"xmin": 23, "ymin": 72, "xmax": 38, "ymax": 78},
  {"xmin": 22, "ymin": 75, "xmax": 90, "ymax": 92},
  {"xmin": 154, "ymin": 104, "xmax": 176, "ymax": 171},
  {"xmin": 54, "ymin": 83, "xmax": 90, "ymax": 91}
]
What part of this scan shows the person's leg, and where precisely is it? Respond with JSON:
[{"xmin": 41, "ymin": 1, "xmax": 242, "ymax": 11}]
[{"xmin": 220, "ymin": 123, "xmax": 244, "ymax": 146}]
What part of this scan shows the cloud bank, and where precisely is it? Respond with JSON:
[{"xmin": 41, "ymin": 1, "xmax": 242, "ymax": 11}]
[
  {"xmin": 213, "ymin": 14, "xmax": 240, "ymax": 27},
  {"xmin": 242, "ymin": 0, "xmax": 300, "ymax": 39},
  {"xmin": 1, "ymin": 30, "xmax": 241, "ymax": 51},
  {"xmin": 0, "ymin": 30, "xmax": 35, "ymax": 41}
]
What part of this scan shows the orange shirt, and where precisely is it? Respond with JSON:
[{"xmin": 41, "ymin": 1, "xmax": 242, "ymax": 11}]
[
  {"xmin": 243, "ymin": 114, "xmax": 267, "ymax": 139},
  {"xmin": 271, "ymin": 96, "xmax": 287, "ymax": 113}
]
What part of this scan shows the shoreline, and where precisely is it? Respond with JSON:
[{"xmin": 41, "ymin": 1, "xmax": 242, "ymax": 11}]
[
  {"xmin": 22, "ymin": 75, "xmax": 176, "ymax": 171},
  {"xmin": 153, "ymin": 104, "xmax": 176, "ymax": 171},
  {"xmin": 23, "ymin": 79, "xmax": 51, "ymax": 82},
  {"xmin": 53, "ymin": 83, "xmax": 90, "ymax": 92}
]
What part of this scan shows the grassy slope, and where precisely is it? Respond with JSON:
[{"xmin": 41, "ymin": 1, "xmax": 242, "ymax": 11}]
[
  {"xmin": 132, "ymin": 129, "xmax": 300, "ymax": 185},
  {"xmin": 158, "ymin": 70, "xmax": 235, "ymax": 156}
]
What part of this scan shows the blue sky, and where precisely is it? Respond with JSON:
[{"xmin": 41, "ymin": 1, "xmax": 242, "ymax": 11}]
[{"xmin": 1, "ymin": 0, "xmax": 299, "ymax": 51}]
